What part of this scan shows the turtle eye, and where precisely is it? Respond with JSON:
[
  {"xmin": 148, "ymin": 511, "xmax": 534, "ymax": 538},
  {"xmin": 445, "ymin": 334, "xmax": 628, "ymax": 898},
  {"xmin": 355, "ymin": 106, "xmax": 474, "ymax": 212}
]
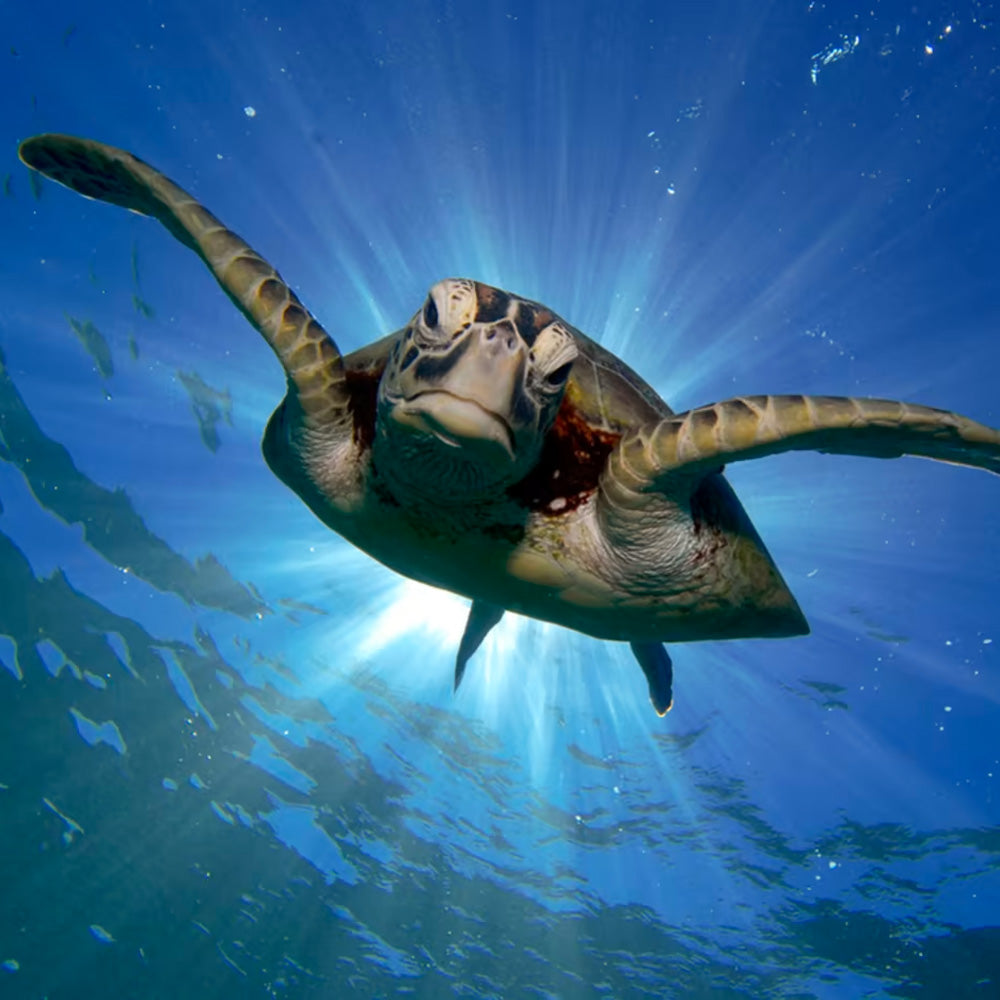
[
  {"xmin": 532, "ymin": 320, "xmax": 578, "ymax": 388},
  {"xmin": 546, "ymin": 361, "xmax": 573, "ymax": 386},
  {"xmin": 423, "ymin": 296, "xmax": 439, "ymax": 329}
]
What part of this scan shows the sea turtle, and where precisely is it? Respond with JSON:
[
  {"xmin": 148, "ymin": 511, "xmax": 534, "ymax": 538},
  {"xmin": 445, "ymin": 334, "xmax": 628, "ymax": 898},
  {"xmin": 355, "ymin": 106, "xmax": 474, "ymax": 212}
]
[{"xmin": 19, "ymin": 134, "xmax": 1000, "ymax": 715}]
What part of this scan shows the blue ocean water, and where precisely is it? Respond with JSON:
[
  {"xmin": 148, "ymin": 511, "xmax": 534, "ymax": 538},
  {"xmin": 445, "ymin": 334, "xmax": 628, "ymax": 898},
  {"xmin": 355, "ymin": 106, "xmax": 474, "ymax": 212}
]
[{"xmin": 1, "ymin": 1, "xmax": 998, "ymax": 997}]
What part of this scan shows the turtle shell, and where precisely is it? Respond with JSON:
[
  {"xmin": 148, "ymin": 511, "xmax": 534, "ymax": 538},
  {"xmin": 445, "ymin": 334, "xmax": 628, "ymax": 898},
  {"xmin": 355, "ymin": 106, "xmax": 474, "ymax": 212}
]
[{"xmin": 562, "ymin": 325, "xmax": 672, "ymax": 430}]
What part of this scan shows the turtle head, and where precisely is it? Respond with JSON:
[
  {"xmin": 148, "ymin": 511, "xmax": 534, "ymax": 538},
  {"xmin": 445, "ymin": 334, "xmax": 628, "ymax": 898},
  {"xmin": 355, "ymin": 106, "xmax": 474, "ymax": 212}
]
[{"xmin": 374, "ymin": 279, "xmax": 578, "ymax": 502}]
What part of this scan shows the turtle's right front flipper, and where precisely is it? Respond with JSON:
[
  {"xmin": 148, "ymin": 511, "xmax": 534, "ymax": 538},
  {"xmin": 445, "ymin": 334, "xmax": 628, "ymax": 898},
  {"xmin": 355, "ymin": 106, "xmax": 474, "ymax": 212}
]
[{"xmin": 19, "ymin": 134, "xmax": 347, "ymax": 428}]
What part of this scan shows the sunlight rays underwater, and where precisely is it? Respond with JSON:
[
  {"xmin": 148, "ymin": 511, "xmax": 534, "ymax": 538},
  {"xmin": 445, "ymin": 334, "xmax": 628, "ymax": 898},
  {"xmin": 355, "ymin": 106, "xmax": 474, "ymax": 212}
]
[
  {"xmin": 3, "ymin": 0, "xmax": 1000, "ymax": 995},
  {"xmin": 11, "ymin": 0, "xmax": 999, "ymax": 869}
]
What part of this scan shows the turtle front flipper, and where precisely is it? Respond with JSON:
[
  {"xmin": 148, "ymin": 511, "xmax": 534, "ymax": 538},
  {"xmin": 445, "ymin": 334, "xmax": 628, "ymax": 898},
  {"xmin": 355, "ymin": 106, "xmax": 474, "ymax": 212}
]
[
  {"xmin": 18, "ymin": 134, "xmax": 348, "ymax": 428},
  {"xmin": 600, "ymin": 394, "xmax": 1000, "ymax": 521}
]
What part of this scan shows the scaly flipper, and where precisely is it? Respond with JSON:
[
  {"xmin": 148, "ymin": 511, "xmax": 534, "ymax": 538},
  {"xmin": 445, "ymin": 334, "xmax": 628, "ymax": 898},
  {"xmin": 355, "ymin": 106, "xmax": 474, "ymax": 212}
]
[
  {"xmin": 629, "ymin": 642, "xmax": 673, "ymax": 716},
  {"xmin": 601, "ymin": 394, "xmax": 1000, "ymax": 518},
  {"xmin": 454, "ymin": 600, "xmax": 505, "ymax": 691},
  {"xmin": 18, "ymin": 134, "xmax": 348, "ymax": 428}
]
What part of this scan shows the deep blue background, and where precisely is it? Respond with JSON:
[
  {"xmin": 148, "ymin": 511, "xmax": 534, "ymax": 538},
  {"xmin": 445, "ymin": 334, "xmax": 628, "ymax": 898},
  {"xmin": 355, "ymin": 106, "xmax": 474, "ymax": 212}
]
[{"xmin": 1, "ymin": 1, "xmax": 998, "ymax": 997}]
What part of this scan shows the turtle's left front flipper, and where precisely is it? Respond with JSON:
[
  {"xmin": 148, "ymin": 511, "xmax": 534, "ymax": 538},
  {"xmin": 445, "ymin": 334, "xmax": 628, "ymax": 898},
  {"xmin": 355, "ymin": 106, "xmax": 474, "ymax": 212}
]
[
  {"xmin": 601, "ymin": 394, "xmax": 1000, "ymax": 514},
  {"xmin": 18, "ymin": 134, "xmax": 348, "ymax": 428}
]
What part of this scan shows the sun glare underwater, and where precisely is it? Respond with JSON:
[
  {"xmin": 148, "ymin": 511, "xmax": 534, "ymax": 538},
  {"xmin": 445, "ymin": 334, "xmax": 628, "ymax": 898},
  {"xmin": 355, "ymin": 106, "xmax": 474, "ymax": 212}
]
[{"xmin": 2, "ymin": 1, "xmax": 1000, "ymax": 998}]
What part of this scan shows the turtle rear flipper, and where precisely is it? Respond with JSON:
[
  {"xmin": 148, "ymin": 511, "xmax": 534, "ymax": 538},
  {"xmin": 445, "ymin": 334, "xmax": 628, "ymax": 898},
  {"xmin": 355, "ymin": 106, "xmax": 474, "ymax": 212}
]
[
  {"xmin": 19, "ymin": 134, "xmax": 348, "ymax": 427},
  {"xmin": 454, "ymin": 600, "xmax": 505, "ymax": 691},
  {"xmin": 629, "ymin": 642, "xmax": 673, "ymax": 716}
]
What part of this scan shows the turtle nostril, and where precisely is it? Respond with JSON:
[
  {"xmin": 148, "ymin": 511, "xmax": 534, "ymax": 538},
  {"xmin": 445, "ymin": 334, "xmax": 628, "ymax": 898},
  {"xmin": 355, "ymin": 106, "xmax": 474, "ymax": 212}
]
[{"xmin": 483, "ymin": 321, "xmax": 520, "ymax": 353}]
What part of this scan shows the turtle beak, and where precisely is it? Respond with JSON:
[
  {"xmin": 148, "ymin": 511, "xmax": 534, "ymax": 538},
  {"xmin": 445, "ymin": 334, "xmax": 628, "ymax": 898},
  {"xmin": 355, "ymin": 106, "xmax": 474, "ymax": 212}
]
[
  {"xmin": 391, "ymin": 393, "xmax": 516, "ymax": 462},
  {"xmin": 391, "ymin": 320, "xmax": 526, "ymax": 463}
]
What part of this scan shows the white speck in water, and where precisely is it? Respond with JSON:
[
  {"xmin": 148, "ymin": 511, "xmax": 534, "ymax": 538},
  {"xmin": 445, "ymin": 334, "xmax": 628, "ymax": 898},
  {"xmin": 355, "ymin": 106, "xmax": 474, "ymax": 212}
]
[
  {"xmin": 667, "ymin": 184, "xmax": 676, "ymax": 195},
  {"xmin": 925, "ymin": 43, "xmax": 934, "ymax": 55},
  {"xmin": 944, "ymin": 705, "xmax": 953, "ymax": 712},
  {"xmin": 828, "ymin": 861, "xmax": 837, "ymax": 869},
  {"xmin": 244, "ymin": 106, "xmax": 256, "ymax": 118}
]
